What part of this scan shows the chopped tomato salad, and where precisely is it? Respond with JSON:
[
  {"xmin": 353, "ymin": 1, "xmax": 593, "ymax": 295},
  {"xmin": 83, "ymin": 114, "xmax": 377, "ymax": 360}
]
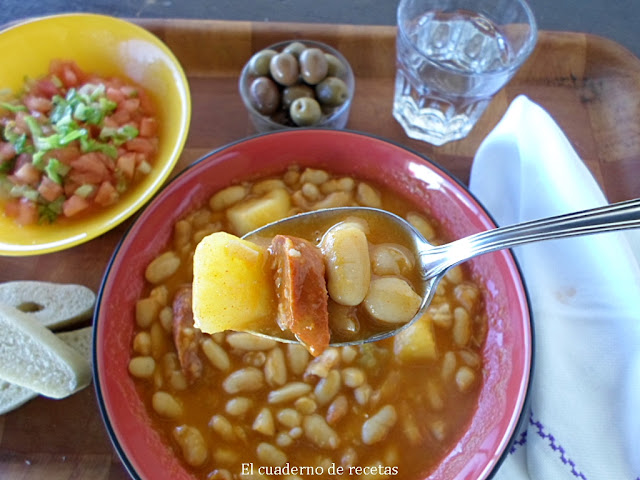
[{"xmin": 0, "ymin": 60, "xmax": 158, "ymax": 225}]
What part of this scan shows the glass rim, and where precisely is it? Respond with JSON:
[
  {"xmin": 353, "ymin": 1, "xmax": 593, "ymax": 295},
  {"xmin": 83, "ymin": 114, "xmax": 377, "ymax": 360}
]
[{"xmin": 396, "ymin": 0, "xmax": 538, "ymax": 76}]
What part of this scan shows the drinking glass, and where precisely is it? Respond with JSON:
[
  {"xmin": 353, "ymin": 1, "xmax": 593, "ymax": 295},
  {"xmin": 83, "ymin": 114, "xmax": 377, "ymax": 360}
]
[{"xmin": 393, "ymin": 0, "xmax": 537, "ymax": 145}]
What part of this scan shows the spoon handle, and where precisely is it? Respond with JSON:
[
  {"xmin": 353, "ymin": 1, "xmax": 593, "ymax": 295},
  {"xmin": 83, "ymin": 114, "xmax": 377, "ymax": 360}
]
[{"xmin": 421, "ymin": 197, "xmax": 640, "ymax": 277}]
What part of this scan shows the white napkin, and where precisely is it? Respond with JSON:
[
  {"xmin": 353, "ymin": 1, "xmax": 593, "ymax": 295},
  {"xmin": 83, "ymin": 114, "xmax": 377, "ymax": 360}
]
[{"xmin": 469, "ymin": 95, "xmax": 640, "ymax": 480}]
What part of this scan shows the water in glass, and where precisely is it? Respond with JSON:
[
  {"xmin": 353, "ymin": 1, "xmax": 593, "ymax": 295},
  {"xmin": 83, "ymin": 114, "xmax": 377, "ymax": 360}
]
[{"xmin": 393, "ymin": 10, "xmax": 516, "ymax": 145}]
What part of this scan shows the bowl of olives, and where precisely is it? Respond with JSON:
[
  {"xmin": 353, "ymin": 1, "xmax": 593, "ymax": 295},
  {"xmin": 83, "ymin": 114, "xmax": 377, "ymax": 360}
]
[{"xmin": 239, "ymin": 40, "xmax": 355, "ymax": 131}]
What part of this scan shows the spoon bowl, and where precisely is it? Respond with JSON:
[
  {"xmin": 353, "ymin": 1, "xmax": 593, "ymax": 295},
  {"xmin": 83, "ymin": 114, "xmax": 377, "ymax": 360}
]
[{"xmin": 243, "ymin": 197, "xmax": 640, "ymax": 346}]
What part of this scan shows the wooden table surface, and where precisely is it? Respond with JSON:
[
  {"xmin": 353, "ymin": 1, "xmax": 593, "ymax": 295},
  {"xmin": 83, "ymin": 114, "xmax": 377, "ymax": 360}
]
[{"xmin": 1, "ymin": 19, "xmax": 640, "ymax": 479}]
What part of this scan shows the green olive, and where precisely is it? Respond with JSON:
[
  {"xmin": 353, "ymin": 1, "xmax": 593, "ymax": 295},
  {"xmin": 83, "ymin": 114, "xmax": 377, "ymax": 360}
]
[
  {"xmin": 315, "ymin": 77, "xmax": 350, "ymax": 107},
  {"xmin": 269, "ymin": 52, "xmax": 300, "ymax": 86},
  {"xmin": 282, "ymin": 41, "xmax": 306, "ymax": 59},
  {"xmin": 249, "ymin": 76, "xmax": 280, "ymax": 115},
  {"xmin": 325, "ymin": 53, "xmax": 347, "ymax": 78},
  {"xmin": 247, "ymin": 49, "xmax": 277, "ymax": 76},
  {"xmin": 289, "ymin": 97, "xmax": 322, "ymax": 126},
  {"xmin": 299, "ymin": 48, "xmax": 329, "ymax": 85},
  {"xmin": 282, "ymin": 84, "xmax": 315, "ymax": 109}
]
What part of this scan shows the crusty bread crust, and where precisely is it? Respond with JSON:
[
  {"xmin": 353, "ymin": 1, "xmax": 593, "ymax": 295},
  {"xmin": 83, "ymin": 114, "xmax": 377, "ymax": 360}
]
[{"xmin": 0, "ymin": 281, "xmax": 95, "ymax": 330}]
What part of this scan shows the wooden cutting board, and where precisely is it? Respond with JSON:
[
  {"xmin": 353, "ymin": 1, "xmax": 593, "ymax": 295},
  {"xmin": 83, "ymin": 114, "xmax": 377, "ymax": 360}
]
[{"xmin": 1, "ymin": 19, "xmax": 639, "ymax": 479}]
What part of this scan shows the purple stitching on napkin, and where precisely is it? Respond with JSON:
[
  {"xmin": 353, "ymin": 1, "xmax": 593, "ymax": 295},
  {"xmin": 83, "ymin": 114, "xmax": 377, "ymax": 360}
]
[{"xmin": 509, "ymin": 410, "xmax": 588, "ymax": 479}]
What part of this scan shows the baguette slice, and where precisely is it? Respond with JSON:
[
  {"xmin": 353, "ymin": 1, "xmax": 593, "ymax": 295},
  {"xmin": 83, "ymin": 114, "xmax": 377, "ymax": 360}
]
[
  {"xmin": 0, "ymin": 382, "xmax": 37, "ymax": 416},
  {"xmin": 0, "ymin": 326, "xmax": 94, "ymax": 415},
  {"xmin": 0, "ymin": 303, "xmax": 92, "ymax": 399},
  {"xmin": 0, "ymin": 281, "xmax": 95, "ymax": 330}
]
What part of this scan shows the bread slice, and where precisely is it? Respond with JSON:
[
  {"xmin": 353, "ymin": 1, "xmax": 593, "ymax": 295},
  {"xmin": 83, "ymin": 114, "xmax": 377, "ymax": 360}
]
[
  {"xmin": 0, "ymin": 303, "xmax": 92, "ymax": 399},
  {"xmin": 0, "ymin": 382, "xmax": 37, "ymax": 415},
  {"xmin": 0, "ymin": 281, "xmax": 95, "ymax": 330},
  {"xmin": 56, "ymin": 326, "xmax": 93, "ymax": 366},
  {"xmin": 0, "ymin": 325, "xmax": 94, "ymax": 415}
]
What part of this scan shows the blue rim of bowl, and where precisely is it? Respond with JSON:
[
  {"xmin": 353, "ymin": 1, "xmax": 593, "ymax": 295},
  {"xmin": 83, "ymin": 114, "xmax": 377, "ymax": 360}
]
[{"xmin": 93, "ymin": 127, "xmax": 534, "ymax": 480}]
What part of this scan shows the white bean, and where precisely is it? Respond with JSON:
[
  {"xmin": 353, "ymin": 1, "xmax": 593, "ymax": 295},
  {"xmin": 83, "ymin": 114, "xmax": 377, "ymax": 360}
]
[
  {"xmin": 302, "ymin": 414, "xmax": 340, "ymax": 449},
  {"xmin": 202, "ymin": 337, "xmax": 231, "ymax": 371},
  {"xmin": 145, "ymin": 251, "xmax": 181, "ymax": 284},
  {"xmin": 286, "ymin": 344, "xmax": 310, "ymax": 375},
  {"xmin": 321, "ymin": 222, "xmax": 371, "ymax": 306},
  {"xmin": 276, "ymin": 408, "xmax": 302, "ymax": 428},
  {"xmin": 210, "ymin": 185, "xmax": 248, "ymax": 211},
  {"xmin": 341, "ymin": 367, "xmax": 366, "ymax": 388},
  {"xmin": 265, "ymin": 347, "xmax": 287, "ymax": 387},
  {"xmin": 128, "ymin": 356, "xmax": 156, "ymax": 379},
  {"xmin": 257, "ymin": 443, "xmax": 288, "ymax": 466},
  {"xmin": 361, "ymin": 405, "xmax": 397, "ymax": 445},
  {"xmin": 356, "ymin": 182, "xmax": 382, "ymax": 208},
  {"xmin": 363, "ymin": 277, "xmax": 422, "ymax": 324},
  {"xmin": 227, "ymin": 332, "xmax": 277, "ymax": 351},
  {"xmin": 173, "ymin": 425, "xmax": 208, "ymax": 467},
  {"xmin": 253, "ymin": 407, "xmax": 275, "ymax": 436},
  {"xmin": 152, "ymin": 391, "xmax": 183, "ymax": 418},
  {"xmin": 209, "ymin": 414, "xmax": 235, "ymax": 441},
  {"xmin": 268, "ymin": 382, "xmax": 312, "ymax": 404},
  {"xmin": 370, "ymin": 243, "xmax": 415, "ymax": 276},
  {"xmin": 452, "ymin": 307, "xmax": 471, "ymax": 347},
  {"xmin": 222, "ymin": 367, "xmax": 264, "ymax": 394},
  {"xmin": 226, "ymin": 397, "xmax": 253, "ymax": 417},
  {"xmin": 314, "ymin": 370, "xmax": 341, "ymax": 406},
  {"xmin": 455, "ymin": 366, "xmax": 477, "ymax": 393}
]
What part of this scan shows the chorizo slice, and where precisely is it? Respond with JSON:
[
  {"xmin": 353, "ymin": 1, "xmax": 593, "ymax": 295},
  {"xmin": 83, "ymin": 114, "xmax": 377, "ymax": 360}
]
[
  {"xmin": 172, "ymin": 285, "xmax": 203, "ymax": 383},
  {"xmin": 269, "ymin": 235, "xmax": 330, "ymax": 356}
]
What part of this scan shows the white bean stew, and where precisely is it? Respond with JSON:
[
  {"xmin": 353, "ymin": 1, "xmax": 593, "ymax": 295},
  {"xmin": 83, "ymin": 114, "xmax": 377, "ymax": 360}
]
[{"xmin": 129, "ymin": 165, "xmax": 487, "ymax": 480}]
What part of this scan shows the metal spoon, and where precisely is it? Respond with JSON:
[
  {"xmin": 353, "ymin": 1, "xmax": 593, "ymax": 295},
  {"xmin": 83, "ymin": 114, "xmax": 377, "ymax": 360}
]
[{"xmin": 243, "ymin": 197, "xmax": 640, "ymax": 346}]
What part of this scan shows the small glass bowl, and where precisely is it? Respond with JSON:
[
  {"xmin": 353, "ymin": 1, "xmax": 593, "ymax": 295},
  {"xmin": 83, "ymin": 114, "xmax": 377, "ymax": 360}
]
[{"xmin": 239, "ymin": 39, "xmax": 355, "ymax": 132}]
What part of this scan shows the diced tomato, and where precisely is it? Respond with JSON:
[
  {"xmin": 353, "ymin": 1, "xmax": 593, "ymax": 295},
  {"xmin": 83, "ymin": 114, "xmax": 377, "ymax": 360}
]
[
  {"xmin": 119, "ymin": 98, "xmax": 140, "ymax": 114},
  {"xmin": 24, "ymin": 95, "xmax": 52, "ymax": 113},
  {"xmin": 13, "ymin": 162, "xmax": 41, "ymax": 186},
  {"xmin": 50, "ymin": 146, "xmax": 81, "ymax": 166},
  {"xmin": 13, "ymin": 112, "xmax": 29, "ymax": 134},
  {"xmin": 120, "ymin": 85, "xmax": 138, "ymax": 98},
  {"xmin": 116, "ymin": 152, "xmax": 136, "ymax": 180},
  {"xmin": 125, "ymin": 137, "xmax": 157, "ymax": 154},
  {"xmin": 62, "ymin": 194, "xmax": 89, "ymax": 217},
  {"xmin": 109, "ymin": 109, "xmax": 130, "ymax": 126},
  {"xmin": 0, "ymin": 142, "xmax": 16, "ymax": 162},
  {"xmin": 139, "ymin": 117, "xmax": 158, "ymax": 137},
  {"xmin": 94, "ymin": 181, "xmax": 119, "ymax": 207},
  {"xmin": 5, "ymin": 198, "xmax": 38, "ymax": 225},
  {"xmin": 1, "ymin": 59, "xmax": 159, "ymax": 225},
  {"xmin": 69, "ymin": 152, "xmax": 110, "ymax": 185},
  {"xmin": 50, "ymin": 60, "xmax": 85, "ymax": 88},
  {"xmin": 64, "ymin": 179, "xmax": 81, "ymax": 197},
  {"xmin": 33, "ymin": 78, "xmax": 60, "ymax": 98},
  {"xmin": 38, "ymin": 176, "xmax": 64, "ymax": 202},
  {"xmin": 106, "ymin": 86, "xmax": 126, "ymax": 104}
]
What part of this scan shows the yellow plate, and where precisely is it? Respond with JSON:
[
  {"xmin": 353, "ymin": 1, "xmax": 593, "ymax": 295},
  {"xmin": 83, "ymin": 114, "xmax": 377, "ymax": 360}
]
[{"xmin": 0, "ymin": 13, "xmax": 191, "ymax": 255}]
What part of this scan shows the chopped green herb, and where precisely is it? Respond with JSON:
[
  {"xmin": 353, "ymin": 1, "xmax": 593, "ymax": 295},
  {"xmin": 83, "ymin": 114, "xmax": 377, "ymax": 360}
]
[
  {"xmin": 38, "ymin": 196, "xmax": 65, "ymax": 224},
  {"xmin": 74, "ymin": 184, "xmax": 95, "ymax": 198},
  {"xmin": 44, "ymin": 158, "xmax": 70, "ymax": 184},
  {"xmin": 0, "ymin": 102, "xmax": 28, "ymax": 113}
]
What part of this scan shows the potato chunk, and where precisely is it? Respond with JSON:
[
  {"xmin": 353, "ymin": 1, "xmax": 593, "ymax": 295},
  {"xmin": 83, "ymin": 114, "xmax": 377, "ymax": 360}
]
[
  {"xmin": 192, "ymin": 232, "xmax": 275, "ymax": 334},
  {"xmin": 393, "ymin": 311, "xmax": 437, "ymax": 364},
  {"xmin": 226, "ymin": 188, "xmax": 291, "ymax": 236}
]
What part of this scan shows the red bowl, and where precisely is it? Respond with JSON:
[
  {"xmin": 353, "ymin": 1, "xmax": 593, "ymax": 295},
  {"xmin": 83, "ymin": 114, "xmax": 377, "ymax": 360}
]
[{"xmin": 94, "ymin": 129, "xmax": 532, "ymax": 479}]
